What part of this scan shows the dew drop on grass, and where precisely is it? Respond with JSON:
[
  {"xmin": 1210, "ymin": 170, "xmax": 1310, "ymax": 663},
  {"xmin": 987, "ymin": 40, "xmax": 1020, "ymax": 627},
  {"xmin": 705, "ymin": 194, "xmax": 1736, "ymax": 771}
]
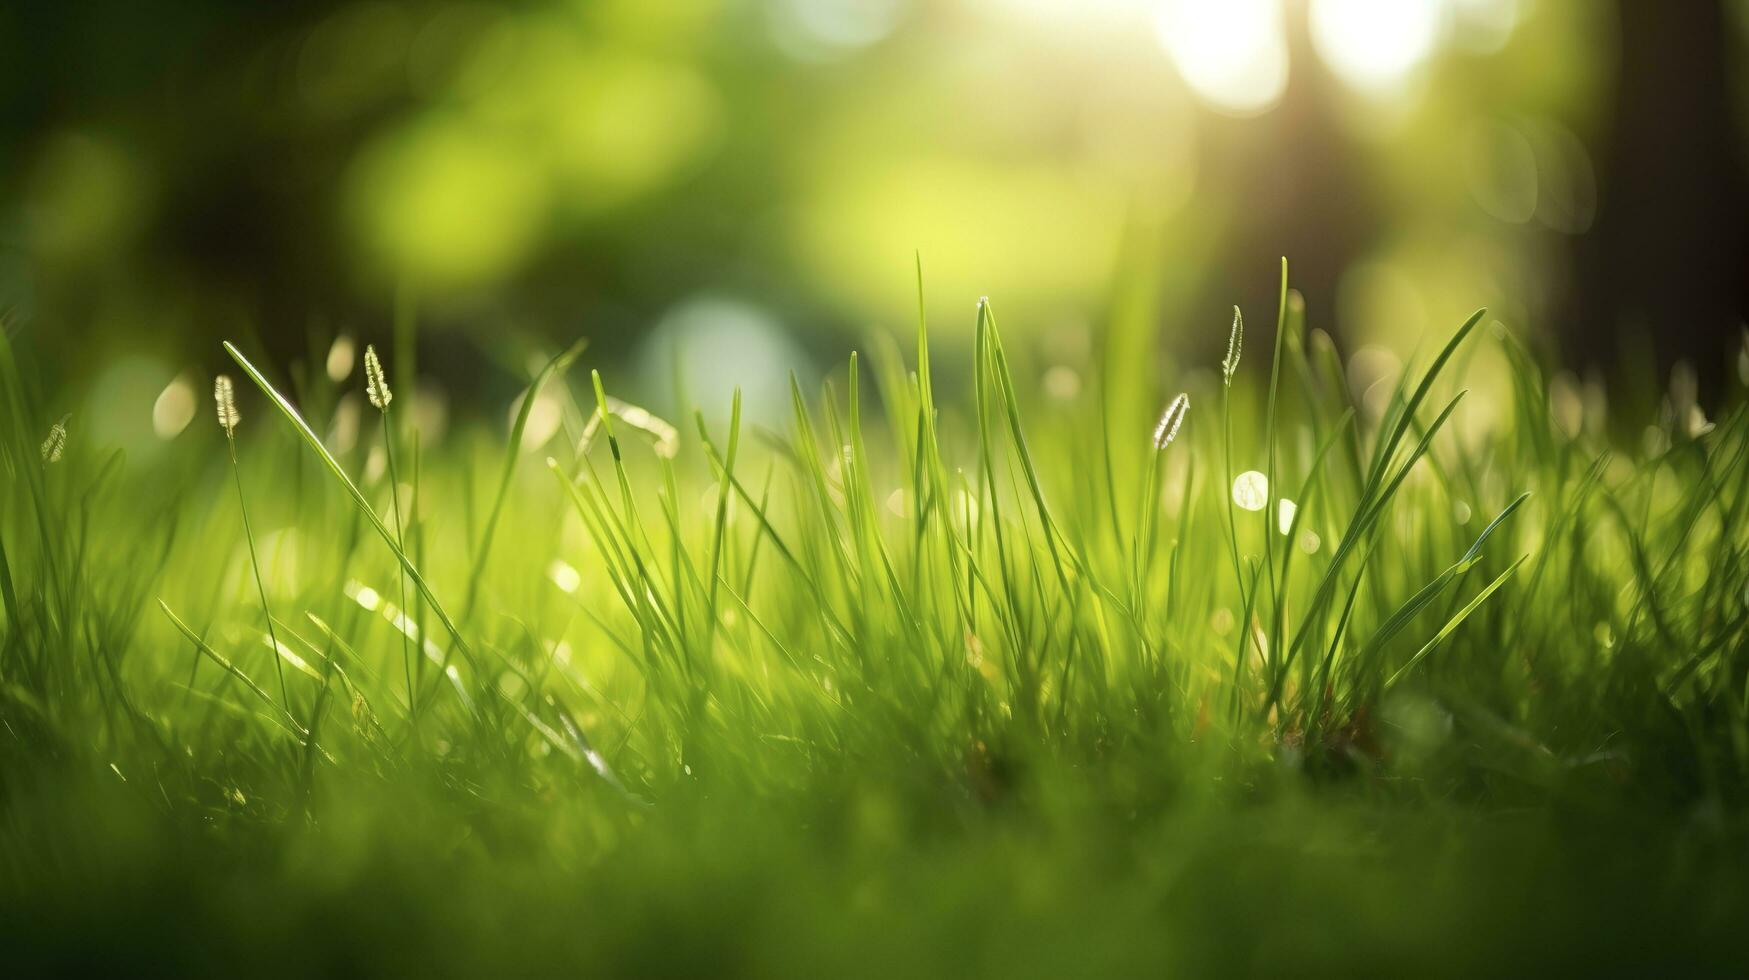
[{"xmin": 1232, "ymin": 470, "xmax": 1268, "ymax": 511}]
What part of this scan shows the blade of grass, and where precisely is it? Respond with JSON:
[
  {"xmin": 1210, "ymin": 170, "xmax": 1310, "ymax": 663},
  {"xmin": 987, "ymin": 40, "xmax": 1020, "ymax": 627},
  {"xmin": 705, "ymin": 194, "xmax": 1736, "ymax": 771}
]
[
  {"xmin": 466, "ymin": 338, "xmax": 587, "ymax": 618},
  {"xmin": 222, "ymin": 341, "xmax": 478, "ymax": 677}
]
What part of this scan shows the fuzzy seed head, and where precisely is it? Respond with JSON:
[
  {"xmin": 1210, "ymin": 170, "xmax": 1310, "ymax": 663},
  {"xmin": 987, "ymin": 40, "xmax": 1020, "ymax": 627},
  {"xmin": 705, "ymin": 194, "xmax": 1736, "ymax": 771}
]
[
  {"xmin": 214, "ymin": 375, "xmax": 240, "ymax": 436},
  {"xmin": 1222, "ymin": 306, "xmax": 1244, "ymax": 386},
  {"xmin": 364, "ymin": 344, "xmax": 392, "ymax": 410},
  {"xmin": 1152, "ymin": 393, "xmax": 1189, "ymax": 450},
  {"xmin": 40, "ymin": 415, "xmax": 68, "ymax": 463}
]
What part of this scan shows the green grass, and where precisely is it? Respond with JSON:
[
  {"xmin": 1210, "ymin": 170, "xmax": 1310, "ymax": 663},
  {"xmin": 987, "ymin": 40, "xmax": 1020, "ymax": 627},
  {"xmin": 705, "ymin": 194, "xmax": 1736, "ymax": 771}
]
[{"xmin": 3, "ymin": 263, "xmax": 1748, "ymax": 976}]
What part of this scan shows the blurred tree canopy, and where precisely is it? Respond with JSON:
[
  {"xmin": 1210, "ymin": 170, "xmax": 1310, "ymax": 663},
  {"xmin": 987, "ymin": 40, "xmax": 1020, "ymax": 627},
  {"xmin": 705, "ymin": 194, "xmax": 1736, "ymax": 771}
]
[{"xmin": 1, "ymin": 0, "xmax": 1746, "ymax": 412}]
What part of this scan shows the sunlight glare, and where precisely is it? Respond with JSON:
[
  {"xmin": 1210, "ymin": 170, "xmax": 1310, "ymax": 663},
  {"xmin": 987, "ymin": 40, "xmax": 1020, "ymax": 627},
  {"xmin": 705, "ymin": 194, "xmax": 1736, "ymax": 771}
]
[
  {"xmin": 1309, "ymin": 0, "xmax": 1445, "ymax": 94},
  {"xmin": 327, "ymin": 335, "xmax": 356, "ymax": 382},
  {"xmin": 548, "ymin": 559, "xmax": 582, "ymax": 595},
  {"xmin": 152, "ymin": 373, "xmax": 196, "ymax": 440},
  {"xmin": 1155, "ymin": 0, "xmax": 1288, "ymax": 116},
  {"xmin": 510, "ymin": 390, "xmax": 564, "ymax": 453},
  {"xmin": 1233, "ymin": 470, "xmax": 1269, "ymax": 512}
]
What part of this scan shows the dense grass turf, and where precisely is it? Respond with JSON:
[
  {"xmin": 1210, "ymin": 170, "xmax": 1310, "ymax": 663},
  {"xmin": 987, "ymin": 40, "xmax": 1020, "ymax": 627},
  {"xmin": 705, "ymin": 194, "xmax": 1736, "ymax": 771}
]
[{"xmin": 3, "ymin": 262, "xmax": 1748, "ymax": 975}]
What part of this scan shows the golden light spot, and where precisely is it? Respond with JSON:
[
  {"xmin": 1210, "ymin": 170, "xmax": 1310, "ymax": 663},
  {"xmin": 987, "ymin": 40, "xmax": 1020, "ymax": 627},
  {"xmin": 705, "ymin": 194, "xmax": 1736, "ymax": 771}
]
[
  {"xmin": 327, "ymin": 336, "xmax": 357, "ymax": 382},
  {"xmin": 548, "ymin": 559, "xmax": 582, "ymax": 594},
  {"xmin": 1232, "ymin": 470, "xmax": 1269, "ymax": 512},
  {"xmin": 1156, "ymin": 0, "xmax": 1288, "ymax": 116},
  {"xmin": 152, "ymin": 374, "xmax": 196, "ymax": 440}
]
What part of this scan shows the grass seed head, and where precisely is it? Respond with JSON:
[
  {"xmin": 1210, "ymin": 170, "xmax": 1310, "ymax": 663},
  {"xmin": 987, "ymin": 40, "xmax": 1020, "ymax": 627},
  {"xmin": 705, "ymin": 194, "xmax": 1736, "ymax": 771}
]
[
  {"xmin": 214, "ymin": 375, "xmax": 240, "ymax": 436},
  {"xmin": 1153, "ymin": 392, "xmax": 1189, "ymax": 450},
  {"xmin": 1222, "ymin": 306, "xmax": 1243, "ymax": 387},
  {"xmin": 364, "ymin": 344, "xmax": 392, "ymax": 411},
  {"xmin": 40, "ymin": 414, "xmax": 68, "ymax": 463}
]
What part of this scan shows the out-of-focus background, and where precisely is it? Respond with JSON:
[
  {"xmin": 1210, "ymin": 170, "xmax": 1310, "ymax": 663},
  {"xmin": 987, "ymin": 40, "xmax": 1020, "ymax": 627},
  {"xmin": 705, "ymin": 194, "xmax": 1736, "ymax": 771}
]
[{"xmin": 2, "ymin": 0, "xmax": 1746, "ymax": 441}]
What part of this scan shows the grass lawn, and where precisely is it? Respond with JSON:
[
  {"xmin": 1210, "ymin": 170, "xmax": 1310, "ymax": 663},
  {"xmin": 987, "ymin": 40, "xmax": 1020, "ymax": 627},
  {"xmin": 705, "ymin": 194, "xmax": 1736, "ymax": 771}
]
[{"xmin": 3, "ymin": 263, "xmax": 1747, "ymax": 976}]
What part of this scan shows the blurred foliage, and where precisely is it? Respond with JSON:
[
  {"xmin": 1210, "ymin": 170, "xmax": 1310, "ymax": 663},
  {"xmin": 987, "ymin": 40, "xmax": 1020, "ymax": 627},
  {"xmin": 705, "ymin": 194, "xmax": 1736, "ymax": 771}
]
[{"xmin": 0, "ymin": 1, "xmax": 1743, "ymax": 425}]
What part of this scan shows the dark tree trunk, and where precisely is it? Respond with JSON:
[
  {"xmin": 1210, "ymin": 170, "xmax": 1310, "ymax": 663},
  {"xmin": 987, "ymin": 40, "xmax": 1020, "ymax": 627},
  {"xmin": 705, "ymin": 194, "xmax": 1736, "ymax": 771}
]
[{"xmin": 1568, "ymin": 0, "xmax": 1749, "ymax": 405}]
